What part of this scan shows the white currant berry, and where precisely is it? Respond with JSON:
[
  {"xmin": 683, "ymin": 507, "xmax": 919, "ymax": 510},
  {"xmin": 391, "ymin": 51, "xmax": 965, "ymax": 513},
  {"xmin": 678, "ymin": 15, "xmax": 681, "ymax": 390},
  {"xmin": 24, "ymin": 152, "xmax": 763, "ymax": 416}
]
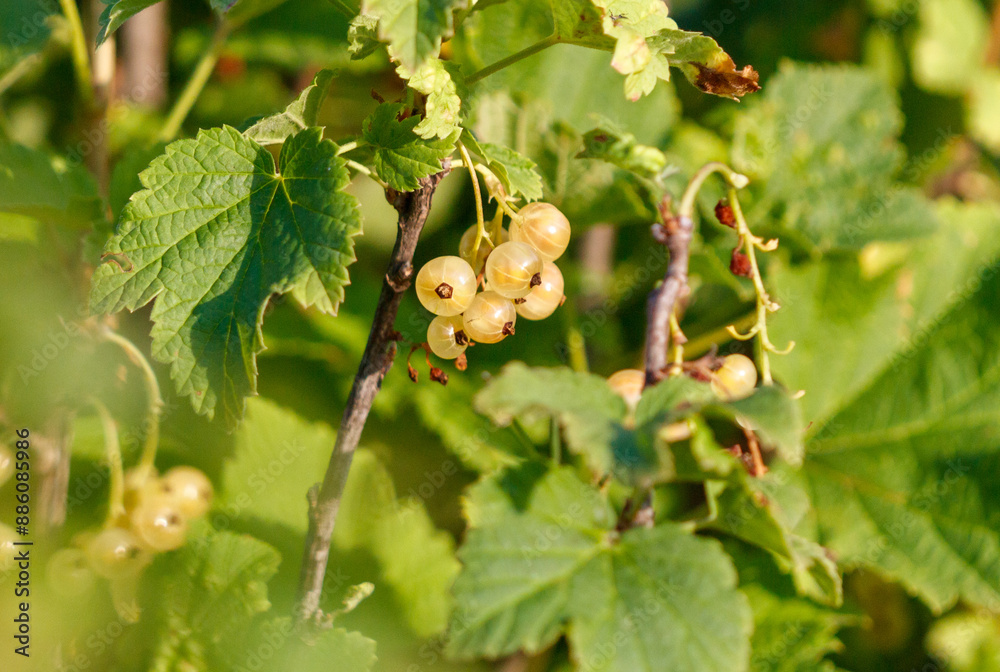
[
  {"xmin": 462, "ymin": 291, "xmax": 517, "ymax": 344},
  {"xmin": 712, "ymin": 354, "xmax": 758, "ymax": 400},
  {"xmin": 85, "ymin": 528, "xmax": 151, "ymax": 579},
  {"xmin": 459, "ymin": 225, "xmax": 508, "ymax": 274},
  {"xmin": 607, "ymin": 369, "xmax": 645, "ymax": 408},
  {"xmin": 485, "ymin": 241, "xmax": 543, "ymax": 299},
  {"xmin": 46, "ymin": 548, "xmax": 97, "ymax": 597},
  {"xmin": 510, "ymin": 202, "xmax": 571, "ymax": 261},
  {"xmin": 516, "ymin": 261, "xmax": 564, "ymax": 321},
  {"xmin": 416, "ymin": 256, "xmax": 478, "ymax": 317},
  {"xmin": 427, "ymin": 315, "xmax": 470, "ymax": 360},
  {"xmin": 131, "ymin": 496, "xmax": 189, "ymax": 552},
  {"xmin": 0, "ymin": 444, "xmax": 13, "ymax": 487},
  {"xmin": 161, "ymin": 466, "xmax": 213, "ymax": 519}
]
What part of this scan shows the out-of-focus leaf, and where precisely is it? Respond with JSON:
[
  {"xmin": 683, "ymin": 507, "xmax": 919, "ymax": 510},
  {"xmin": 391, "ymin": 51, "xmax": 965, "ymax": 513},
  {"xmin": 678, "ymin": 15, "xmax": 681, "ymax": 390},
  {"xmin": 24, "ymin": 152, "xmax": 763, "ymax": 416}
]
[{"xmin": 243, "ymin": 68, "xmax": 336, "ymax": 145}]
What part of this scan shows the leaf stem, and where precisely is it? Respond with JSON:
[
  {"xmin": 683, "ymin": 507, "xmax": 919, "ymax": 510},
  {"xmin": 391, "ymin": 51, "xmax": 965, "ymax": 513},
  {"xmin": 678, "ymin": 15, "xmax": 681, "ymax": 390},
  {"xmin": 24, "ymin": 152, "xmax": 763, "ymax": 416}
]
[
  {"xmin": 345, "ymin": 159, "xmax": 387, "ymax": 188},
  {"xmin": 89, "ymin": 398, "xmax": 125, "ymax": 526},
  {"xmin": 324, "ymin": 0, "xmax": 359, "ymax": 18},
  {"xmin": 159, "ymin": 21, "xmax": 231, "ymax": 142},
  {"xmin": 466, "ymin": 34, "xmax": 560, "ymax": 85},
  {"xmin": 295, "ymin": 167, "xmax": 450, "ymax": 624},
  {"xmin": 101, "ymin": 329, "xmax": 163, "ymax": 472},
  {"xmin": 678, "ymin": 162, "xmax": 748, "ymax": 219},
  {"xmin": 59, "ymin": 0, "xmax": 93, "ymax": 105},
  {"xmin": 336, "ymin": 140, "xmax": 360, "ymax": 154}
]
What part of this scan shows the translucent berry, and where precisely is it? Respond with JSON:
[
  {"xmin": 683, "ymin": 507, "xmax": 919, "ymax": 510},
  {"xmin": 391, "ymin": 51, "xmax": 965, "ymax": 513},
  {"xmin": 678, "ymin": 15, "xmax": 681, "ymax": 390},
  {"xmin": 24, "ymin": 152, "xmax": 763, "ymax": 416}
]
[
  {"xmin": 462, "ymin": 291, "xmax": 517, "ymax": 344},
  {"xmin": 607, "ymin": 369, "xmax": 645, "ymax": 408},
  {"xmin": 485, "ymin": 241, "xmax": 543, "ymax": 299},
  {"xmin": 85, "ymin": 528, "xmax": 151, "ymax": 579},
  {"xmin": 427, "ymin": 315, "xmax": 470, "ymax": 360},
  {"xmin": 46, "ymin": 548, "xmax": 97, "ymax": 597},
  {"xmin": 161, "ymin": 466, "xmax": 214, "ymax": 519},
  {"xmin": 459, "ymin": 225, "xmax": 508, "ymax": 274},
  {"xmin": 516, "ymin": 262, "xmax": 564, "ymax": 321},
  {"xmin": 416, "ymin": 256, "xmax": 478, "ymax": 317},
  {"xmin": 711, "ymin": 354, "xmax": 758, "ymax": 400},
  {"xmin": 131, "ymin": 496, "xmax": 189, "ymax": 552},
  {"xmin": 510, "ymin": 202, "xmax": 571, "ymax": 261}
]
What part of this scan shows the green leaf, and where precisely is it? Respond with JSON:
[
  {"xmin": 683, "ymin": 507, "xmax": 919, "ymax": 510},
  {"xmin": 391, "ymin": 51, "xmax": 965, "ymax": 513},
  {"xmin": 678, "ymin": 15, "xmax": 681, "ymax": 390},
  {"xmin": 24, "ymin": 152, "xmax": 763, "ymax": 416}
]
[
  {"xmin": 926, "ymin": 611, "xmax": 1000, "ymax": 672},
  {"xmin": 723, "ymin": 385, "xmax": 805, "ymax": 467},
  {"xmin": 361, "ymin": 0, "xmax": 462, "ymax": 70},
  {"xmin": 243, "ymin": 69, "xmax": 337, "ymax": 145},
  {"xmin": 221, "ymin": 398, "xmax": 335, "ymax": 533},
  {"xmin": 771, "ymin": 201, "xmax": 1000, "ymax": 612},
  {"xmin": 0, "ymin": 143, "xmax": 103, "ymax": 228},
  {"xmin": 148, "ymin": 527, "xmax": 281, "ymax": 672},
  {"xmin": 249, "ymin": 619, "xmax": 377, "ymax": 672},
  {"xmin": 335, "ymin": 450, "xmax": 460, "ymax": 637},
  {"xmin": 745, "ymin": 585, "xmax": 848, "ymax": 672},
  {"xmin": 462, "ymin": 132, "xmax": 544, "ymax": 202},
  {"xmin": 448, "ymin": 464, "xmax": 752, "ymax": 672},
  {"xmin": 362, "ymin": 103, "xmax": 455, "ymax": 190},
  {"xmin": 578, "ymin": 120, "xmax": 668, "ymax": 180},
  {"xmin": 348, "ymin": 14, "xmax": 382, "ymax": 60},
  {"xmin": 394, "ymin": 57, "xmax": 462, "ymax": 139},
  {"xmin": 475, "ymin": 363, "xmax": 628, "ymax": 471},
  {"xmin": 732, "ymin": 63, "xmax": 938, "ymax": 252},
  {"xmin": 90, "ymin": 127, "xmax": 362, "ymax": 423},
  {"xmin": 649, "ymin": 29, "xmax": 762, "ymax": 100},
  {"xmin": 97, "ymin": 0, "xmax": 162, "ymax": 45}
]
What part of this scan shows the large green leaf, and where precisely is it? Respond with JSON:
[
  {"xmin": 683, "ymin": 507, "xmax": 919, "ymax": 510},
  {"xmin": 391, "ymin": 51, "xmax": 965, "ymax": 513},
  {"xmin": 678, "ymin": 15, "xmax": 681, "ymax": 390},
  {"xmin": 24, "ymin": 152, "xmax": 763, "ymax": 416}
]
[
  {"xmin": 448, "ymin": 464, "xmax": 752, "ymax": 672},
  {"xmin": 732, "ymin": 63, "xmax": 937, "ymax": 252},
  {"xmin": 90, "ymin": 127, "xmax": 361, "ymax": 423},
  {"xmin": 361, "ymin": 0, "xmax": 462, "ymax": 70},
  {"xmin": 745, "ymin": 585, "xmax": 848, "ymax": 672},
  {"xmin": 770, "ymin": 202, "xmax": 1000, "ymax": 612},
  {"xmin": 362, "ymin": 103, "xmax": 456, "ymax": 191}
]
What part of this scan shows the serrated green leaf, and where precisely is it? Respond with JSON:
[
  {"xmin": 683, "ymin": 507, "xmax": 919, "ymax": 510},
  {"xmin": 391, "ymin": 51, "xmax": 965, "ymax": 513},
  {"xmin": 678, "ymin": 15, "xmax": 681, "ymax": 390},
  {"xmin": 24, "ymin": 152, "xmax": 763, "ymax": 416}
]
[
  {"xmin": 259, "ymin": 619, "xmax": 377, "ymax": 672},
  {"xmin": 90, "ymin": 127, "xmax": 361, "ymax": 423},
  {"xmin": 361, "ymin": 0, "xmax": 462, "ymax": 70},
  {"xmin": 243, "ymin": 69, "xmax": 336, "ymax": 145},
  {"xmin": 634, "ymin": 374, "xmax": 718, "ymax": 426},
  {"xmin": 362, "ymin": 103, "xmax": 455, "ymax": 190},
  {"xmin": 394, "ymin": 57, "xmax": 462, "ymax": 139},
  {"xmin": 348, "ymin": 14, "xmax": 382, "ymax": 60},
  {"xmin": 448, "ymin": 464, "xmax": 752, "ymax": 672},
  {"xmin": 745, "ymin": 585, "xmax": 848, "ymax": 672},
  {"xmin": 578, "ymin": 120, "xmax": 668, "ymax": 179},
  {"xmin": 723, "ymin": 385, "xmax": 805, "ymax": 467},
  {"xmin": 770, "ymin": 201, "xmax": 1000, "ymax": 612},
  {"xmin": 461, "ymin": 132, "xmax": 544, "ymax": 202},
  {"xmin": 732, "ymin": 63, "xmax": 938, "ymax": 252},
  {"xmin": 0, "ymin": 143, "xmax": 103, "ymax": 228},
  {"xmin": 335, "ymin": 449, "xmax": 460, "ymax": 637},
  {"xmin": 97, "ymin": 0, "xmax": 162, "ymax": 45},
  {"xmin": 475, "ymin": 363, "xmax": 628, "ymax": 471}
]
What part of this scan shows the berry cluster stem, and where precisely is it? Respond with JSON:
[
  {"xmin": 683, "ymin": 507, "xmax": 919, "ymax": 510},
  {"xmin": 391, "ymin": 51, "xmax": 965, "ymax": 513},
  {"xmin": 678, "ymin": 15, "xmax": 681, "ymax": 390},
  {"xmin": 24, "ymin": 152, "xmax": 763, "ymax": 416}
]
[
  {"xmin": 458, "ymin": 141, "xmax": 488, "ymax": 260},
  {"xmin": 295, "ymin": 167, "xmax": 450, "ymax": 624},
  {"xmin": 88, "ymin": 398, "xmax": 125, "ymax": 525},
  {"xmin": 101, "ymin": 329, "xmax": 163, "ymax": 472},
  {"xmin": 724, "ymin": 189, "xmax": 793, "ymax": 384}
]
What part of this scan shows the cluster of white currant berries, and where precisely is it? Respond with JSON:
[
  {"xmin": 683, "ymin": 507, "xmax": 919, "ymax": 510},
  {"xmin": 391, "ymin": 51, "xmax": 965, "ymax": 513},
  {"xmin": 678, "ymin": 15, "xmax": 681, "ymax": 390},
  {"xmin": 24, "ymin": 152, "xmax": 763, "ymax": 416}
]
[
  {"xmin": 415, "ymin": 202, "xmax": 571, "ymax": 362},
  {"xmin": 606, "ymin": 353, "xmax": 759, "ymax": 407},
  {"xmin": 41, "ymin": 466, "xmax": 213, "ymax": 597}
]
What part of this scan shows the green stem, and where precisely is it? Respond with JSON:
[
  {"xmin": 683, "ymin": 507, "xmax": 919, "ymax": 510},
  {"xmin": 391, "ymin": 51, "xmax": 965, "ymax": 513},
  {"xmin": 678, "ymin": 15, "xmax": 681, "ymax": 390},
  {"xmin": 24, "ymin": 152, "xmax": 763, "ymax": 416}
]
[
  {"xmin": 458, "ymin": 141, "xmax": 488, "ymax": 260},
  {"xmin": 345, "ymin": 159, "xmax": 387, "ymax": 188},
  {"xmin": 159, "ymin": 22, "xmax": 231, "ymax": 142},
  {"xmin": 102, "ymin": 330, "xmax": 162, "ymax": 472},
  {"xmin": 59, "ymin": 0, "xmax": 93, "ymax": 105},
  {"xmin": 549, "ymin": 418, "xmax": 562, "ymax": 465},
  {"xmin": 678, "ymin": 162, "xmax": 749, "ymax": 219},
  {"xmin": 466, "ymin": 34, "xmax": 560, "ymax": 85},
  {"xmin": 0, "ymin": 55, "xmax": 40, "ymax": 98},
  {"xmin": 336, "ymin": 140, "xmax": 360, "ymax": 155},
  {"xmin": 683, "ymin": 311, "xmax": 757, "ymax": 357},
  {"xmin": 89, "ymin": 398, "xmax": 125, "ymax": 525}
]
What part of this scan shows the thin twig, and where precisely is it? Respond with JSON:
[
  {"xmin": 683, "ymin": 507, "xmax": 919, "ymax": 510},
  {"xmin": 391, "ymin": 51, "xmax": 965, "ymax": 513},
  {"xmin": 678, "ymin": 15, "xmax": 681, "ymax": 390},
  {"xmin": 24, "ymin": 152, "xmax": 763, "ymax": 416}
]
[
  {"xmin": 466, "ymin": 34, "xmax": 560, "ymax": 85},
  {"xmin": 295, "ymin": 167, "xmax": 450, "ymax": 624},
  {"xmin": 159, "ymin": 21, "xmax": 230, "ymax": 142}
]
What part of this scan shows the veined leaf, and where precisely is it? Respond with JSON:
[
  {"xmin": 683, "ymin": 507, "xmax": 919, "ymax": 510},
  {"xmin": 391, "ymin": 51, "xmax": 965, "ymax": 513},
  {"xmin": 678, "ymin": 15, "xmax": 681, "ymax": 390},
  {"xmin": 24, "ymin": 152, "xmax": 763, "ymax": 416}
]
[
  {"xmin": 243, "ymin": 69, "xmax": 337, "ymax": 145},
  {"xmin": 90, "ymin": 127, "xmax": 361, "ymax": 424},
  {"xmin": 362, "ymin": 0, "xmax": 463, "ymax": 70},
  {"xmin": 363, "ymin": 103, "xmax": 456, "ymax": 190},
  {"xmin": 448, "ymin": 464, "xmax": 752, "ymax": 672},
  {"xmin": 348, "ymin": 14, "xmax": 382, "ymax": 60},
  {"xmin": 745, "ymin": 585, "xmax": 849, "ymax": 672},
  {"xmin": 394, "ymin": 57, "xmax": 463, "ymax": 139}
]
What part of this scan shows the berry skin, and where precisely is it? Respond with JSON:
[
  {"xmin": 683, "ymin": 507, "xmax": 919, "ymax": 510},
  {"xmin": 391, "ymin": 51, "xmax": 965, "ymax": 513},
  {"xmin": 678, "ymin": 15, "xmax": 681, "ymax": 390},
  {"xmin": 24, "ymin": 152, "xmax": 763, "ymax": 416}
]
[
  {"xmin": 161, "ymin": 466, "xmax": 214, "ymax": 519},
  {"xmin": 463, "ymin": 291, "xmax": 517, "ymax": 344},
  {"xmin": 427, "ymin": 315, "xmax": 470, "ymax": 360},
  {"xmin": 131, "ymin": 496, "xmax": 189, "ymax": 552},
  {"xmin": 0, "ymin": 444, "xmax": 13, "ymax": 487},
  {"xmin": 712, "ymin": 354, "xmax": 758, "ymax": 400},
  {"xmin": 607, "ymin": 369, "xmax": 645, "ymax": 408},
  {"xmin": 85, "ymin": 528, "xmax": 151, "ymax": 579},
  {"xmin": 459, "ymin": 225, "xmax": 508, "ymax": 274},
  {"xmin": 46, "ymin": 548, "xmax": 97, "ymax": 597},
  {"xmin": 516, "ymin": 262, "xmax": 564, "ymax": 321},
  {"xmin": 416, "ymin": 256, "xmax": 478, "ymax": 317},
  {"xmin": 485, "ymin": 241, "xmax": 543, "ymax": 299},
  {"xmin": 510, "ymin": 203, "xmax": 571, "ymax": 262}
]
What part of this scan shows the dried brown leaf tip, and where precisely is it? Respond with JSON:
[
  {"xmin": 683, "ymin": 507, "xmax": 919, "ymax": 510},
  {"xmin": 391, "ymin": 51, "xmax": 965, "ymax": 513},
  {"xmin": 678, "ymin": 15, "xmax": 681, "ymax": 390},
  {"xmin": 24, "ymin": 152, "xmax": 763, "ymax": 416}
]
[
  {"xmin": 730, "ymin": 248, "xmax": 752, "ymax": 277},
  {"xmin": 715, "ymin": 200, "xmax": 736, "ymax": 228},
  {"xmin": 692, "ymin": 60, "xmax": 761, "ymax": 100}
]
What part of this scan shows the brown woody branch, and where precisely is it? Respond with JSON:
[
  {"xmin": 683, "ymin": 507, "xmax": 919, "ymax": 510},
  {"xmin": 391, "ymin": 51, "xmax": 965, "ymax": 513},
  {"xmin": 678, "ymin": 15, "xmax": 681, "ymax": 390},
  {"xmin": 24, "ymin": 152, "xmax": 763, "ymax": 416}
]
[
  {"xmin": 295, "ymin": 168, "xmax": 449, "ymax": 624},
  {"xmin": 643, "ymin": 198, "xmax": 694, "ymax": 388}
]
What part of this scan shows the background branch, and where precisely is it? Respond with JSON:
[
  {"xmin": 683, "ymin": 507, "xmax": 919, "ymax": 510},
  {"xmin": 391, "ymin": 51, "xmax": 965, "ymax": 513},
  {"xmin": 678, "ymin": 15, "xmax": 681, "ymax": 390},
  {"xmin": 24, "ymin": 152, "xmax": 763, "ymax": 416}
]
[{"xmin": 295, "ymin": 168, "xmax": 450, "ymax": 624}]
